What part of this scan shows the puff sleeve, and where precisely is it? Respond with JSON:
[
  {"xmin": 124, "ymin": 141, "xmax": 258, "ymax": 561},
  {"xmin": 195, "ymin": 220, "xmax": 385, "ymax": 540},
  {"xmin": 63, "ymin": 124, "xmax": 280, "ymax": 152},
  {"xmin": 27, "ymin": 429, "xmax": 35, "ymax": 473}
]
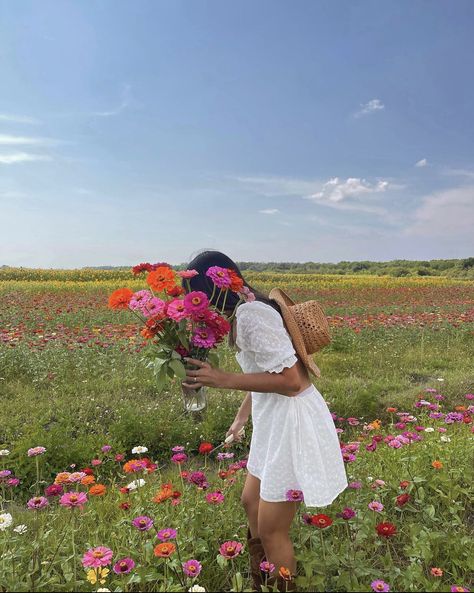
[{"xmin": 235, "ymin": 301, "xmax": 298, "ymax": 373}]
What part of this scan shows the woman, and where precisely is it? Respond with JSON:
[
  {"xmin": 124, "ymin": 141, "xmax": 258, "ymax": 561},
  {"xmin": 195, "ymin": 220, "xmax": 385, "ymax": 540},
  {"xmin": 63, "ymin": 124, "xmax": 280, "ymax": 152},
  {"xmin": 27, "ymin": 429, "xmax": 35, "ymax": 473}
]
[{"xmin": 181, "ymin": 250, "xmax": 348, "ymax": 591}]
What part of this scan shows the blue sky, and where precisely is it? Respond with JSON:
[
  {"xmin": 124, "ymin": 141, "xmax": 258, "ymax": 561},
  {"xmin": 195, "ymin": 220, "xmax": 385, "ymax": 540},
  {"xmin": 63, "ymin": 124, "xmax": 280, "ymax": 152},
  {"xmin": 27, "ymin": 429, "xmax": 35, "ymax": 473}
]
[{"xmin": 1, "ymin": 0, "xmax": 473, "ymax": 267}]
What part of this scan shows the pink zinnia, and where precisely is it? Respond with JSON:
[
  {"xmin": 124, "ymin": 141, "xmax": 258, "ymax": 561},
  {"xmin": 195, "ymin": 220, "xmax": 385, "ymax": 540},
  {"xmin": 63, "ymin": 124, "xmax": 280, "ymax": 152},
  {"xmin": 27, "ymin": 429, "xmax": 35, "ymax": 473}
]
[
  {"xmin": 348, "ymin": 481, "xmax": 362, "ymax": 489},
  {"xmin": 191, "ymin": 327, "xmax": 217, "ymax": 349},
  {"xmin": 177, "ymin": 269, "xmax": 199, "ymax": 279},
  {"xmin": 182, "ymin": 559, "xmax": 202, "ymax": 578},
  {"xmin": 82, "ymin": 546, "xmax": 113, "ymax": 568},
  {"xmin": 101, "ymin": 445, "xmax": 112, "ymax": 453},
  {"xmin": 60, "ymin": 491, "xmax": 88, "ymax": 509},
  {"xmin": 113, "ymin": 557, "xmax": 135, "ymax": 575},
  {"xmin": 27, "ymin": 446, "xmax": 46, "ymax": 457},
  {"xmin": 143, "ymin": 296, "xmax": 166, "ymax": 318},
  {"xmin": 371, "ymin": 580, "xmax": 390, "ymax": 592},
  {"xmin": 132, "ymin": 516, "xmax": 154, "ymax": 531},
  {"xmin": 285, "ymin": 489, "xmax": 304, "ymax": 502},
  {"xmin": 206, "ymin": 491, "xmax": 225, "ymax": 504},
  {"xmin": 157, "ymin": 528, "xmax": 177, "ymax": 541},
  {"xmin": 205, "ymin": 266, "xmax": 232, "ymax": 288},
  {"xmin": 91, "ymin": 459, "xmax": 102, "ymax": 466},
  {"xmin": 338, "ymin": 507, "xmax": 357, "ymax": 520},
  {"xmin": 184, "ymin": 291, "xmax": 209, "ymax": 315},
  {"xmin": 166, "ymin": 298, "xmax": 189, "ymax": 321},
  {"xmin": 260, "ymin": 561, "xmax": 275, "ymax": 574},
  {"xmin": 172, "ymin": 446, "xmax": 185, "ymax": 452},
  {"xmin": 27, "ymin": 496, "xmax": 48, "ymax": 510},
  {"xmin": 129, "ymin": 290, "xmax": 152, "ymax": 312},
  {"xmin": 171, "ymin": 453, "xmax": 188, "ymax": 464},
  {"xmin": 219, "ymin": 540, "xmax": 243, "ymax": 559},
  {"xmin": 368, "ymin": 501, "xmax": 384, "ymax": 512},
  {"xmin": 388, "ymin": 439, "xmax": 402, "ymax": 449}
]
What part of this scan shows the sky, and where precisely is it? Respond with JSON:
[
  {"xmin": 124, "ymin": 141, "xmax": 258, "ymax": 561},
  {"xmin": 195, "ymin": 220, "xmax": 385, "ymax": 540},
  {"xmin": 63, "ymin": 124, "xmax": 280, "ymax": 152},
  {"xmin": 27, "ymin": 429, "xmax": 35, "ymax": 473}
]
[{"xmin": 1, "ymin": 0, "xmax": 473, "ymax": 268}]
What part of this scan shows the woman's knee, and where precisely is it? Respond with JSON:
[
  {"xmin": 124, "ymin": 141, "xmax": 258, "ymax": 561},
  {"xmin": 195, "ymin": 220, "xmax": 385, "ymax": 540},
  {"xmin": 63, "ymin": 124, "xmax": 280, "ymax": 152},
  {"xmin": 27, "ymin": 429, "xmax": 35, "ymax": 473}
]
[{"xmin": 241, "ymin": 492, "xmax": 258, "ymax": 515}]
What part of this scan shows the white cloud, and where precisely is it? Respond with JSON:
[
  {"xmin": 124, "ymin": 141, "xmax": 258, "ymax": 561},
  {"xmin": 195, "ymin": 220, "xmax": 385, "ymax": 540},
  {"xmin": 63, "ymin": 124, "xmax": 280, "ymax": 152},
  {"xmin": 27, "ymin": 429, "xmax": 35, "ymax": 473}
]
[
  {"xmin": 0, "ymin": 134, "xmax": 60, "ymax": 146},
  {"xmin": 258, "ymin": 208, "xmax": 279, "ymax": 214},
  {"xmin": 442, "ymin": 167, "xmax": 474, "ymax": 179},
  {"xmin": 354, "ymin": 99, "xmax": 385, "ymax": 118},
  {"xmin": 306, "ymin": 177, "xmax": 390, "ymax": 203},
  {"xmin": 404, "ymin": 185, "xmax": 474, "ymax": 239},
  {"xmin": 415, "ymin": 158, "xmax": 428, "ymax": 168},
  {"xmin": 233, "ymin": 175, "xmax": 318, "ymax": 197},
  {"xmin": 0, "ymin": 113, "xmax": 40, "ymax": 124},
  {"xmin": 0, "ymin": 153, "xmax": 52, "ymax": 164}
]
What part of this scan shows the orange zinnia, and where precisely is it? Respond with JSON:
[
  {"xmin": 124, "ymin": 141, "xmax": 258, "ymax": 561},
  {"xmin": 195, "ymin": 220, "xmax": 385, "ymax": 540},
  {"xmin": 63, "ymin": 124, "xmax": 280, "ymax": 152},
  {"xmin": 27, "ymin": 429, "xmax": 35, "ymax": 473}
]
[
  {"xmin": 229, "ymin": 269, "xmax": 244, "ymax": 292},
  {"xmin": 54, "ymin": 472, "xmax": 72, "ymax": 485},
  {"xmin": 154, "ymin": 542, "xmax": 176, "ymax": 558},
  {"xmin": 146, "ymin": 266, "xmax": 176, "ymax": 293},
  {"xmin": 432, "ymin": 460, "xmax": 443, "ymax": 469},
  {"xmin": 89, "ymin": 484, "xmax": 106, "ymax": 496},
  {"xmin": 81, "ymin": 475, "xmax": 95, "ymax": 486},
  {"xmin": 386, "ymin": 407, "xmax": 397, "ymax": 413},
  {"xmin": 140, "ymin": 327, "xmax": 155, "ymax": 340},
  {"xmin": 279, "ymin": 567, "xmax": 292, "ymax": 581},
  {"xmin": 108, "ymin": 288, "xmax": 134, "ymax": 310},
  {"xmin": 152, "ymin": 488, "xmax": 173, "ymax": 504}
]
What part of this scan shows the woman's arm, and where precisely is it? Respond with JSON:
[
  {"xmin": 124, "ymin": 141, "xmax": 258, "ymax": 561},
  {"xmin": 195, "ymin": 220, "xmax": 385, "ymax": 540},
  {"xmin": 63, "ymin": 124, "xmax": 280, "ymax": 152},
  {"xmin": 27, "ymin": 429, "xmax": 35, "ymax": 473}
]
[
  {"xmin": 226, "ymin": 391, "xmax": 252, "ymax": 441},
  {"xmin": 183, "ymin": 357, "xmax": 304, "ymax": 397}
]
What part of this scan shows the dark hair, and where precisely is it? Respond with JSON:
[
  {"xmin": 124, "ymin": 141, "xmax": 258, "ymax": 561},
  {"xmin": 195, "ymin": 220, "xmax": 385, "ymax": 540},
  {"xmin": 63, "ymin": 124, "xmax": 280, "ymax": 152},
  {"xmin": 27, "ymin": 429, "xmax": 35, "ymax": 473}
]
[{"xmin": 182, "ymin": 249, "xmax": 281, "ymax": 317}]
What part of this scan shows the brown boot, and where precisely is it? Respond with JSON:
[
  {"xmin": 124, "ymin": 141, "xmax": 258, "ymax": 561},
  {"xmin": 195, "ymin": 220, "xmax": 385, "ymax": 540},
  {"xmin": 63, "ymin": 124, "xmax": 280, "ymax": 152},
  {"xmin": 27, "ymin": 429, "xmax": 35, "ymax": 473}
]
[{"xmin": 247, "ymin": 528, "xmax": 266, "ymax": 592}]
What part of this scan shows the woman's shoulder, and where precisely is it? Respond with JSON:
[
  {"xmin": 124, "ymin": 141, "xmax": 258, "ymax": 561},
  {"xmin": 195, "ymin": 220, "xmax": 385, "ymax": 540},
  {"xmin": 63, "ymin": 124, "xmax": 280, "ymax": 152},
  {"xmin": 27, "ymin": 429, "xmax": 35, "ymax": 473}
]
[{"xmin": 235, "ymin": 300, "xmax": 281, "ymax": 323}]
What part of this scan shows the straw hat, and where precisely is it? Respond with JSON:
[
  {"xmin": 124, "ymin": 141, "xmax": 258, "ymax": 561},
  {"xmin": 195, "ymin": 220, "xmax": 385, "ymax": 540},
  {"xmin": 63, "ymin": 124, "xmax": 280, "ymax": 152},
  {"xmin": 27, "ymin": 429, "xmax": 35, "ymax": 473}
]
[{"xmin": 269, "ymin": 288, "xmax": 331, "ymax": 378}]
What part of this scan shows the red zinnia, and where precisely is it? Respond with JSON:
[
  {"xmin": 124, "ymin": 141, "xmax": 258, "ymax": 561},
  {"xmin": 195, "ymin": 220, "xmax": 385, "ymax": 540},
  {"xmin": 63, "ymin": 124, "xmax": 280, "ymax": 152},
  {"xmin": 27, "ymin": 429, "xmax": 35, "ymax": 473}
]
[
  {"xmin": 396, "ymin": 493, "xmax": 410, "ymax": 507},
  {"xmin": 310, "ymin": 514, "xmax": 333, "ymax": 529},
  {"xmin": 399, "ymin": 480, "xmax": 410, "ymax": 490},
  {"xmin": 198, "ymin": 442, "xmax": 214, "ymax": 455},
  {"xmin": 376, "ymin": 522, "xmax": 397, "ymax": 538}
]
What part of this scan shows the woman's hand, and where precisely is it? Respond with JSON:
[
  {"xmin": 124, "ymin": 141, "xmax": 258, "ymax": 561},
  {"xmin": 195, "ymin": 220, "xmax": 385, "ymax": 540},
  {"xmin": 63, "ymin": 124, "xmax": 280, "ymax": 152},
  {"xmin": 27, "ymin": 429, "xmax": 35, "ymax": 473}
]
[
  {"xmin": 181, "ymin": 357, "xmax": 229, "ymax": 390},
  {"xmin": 226, "ymin": 417, "xmax": 247, "ymax": 443}
]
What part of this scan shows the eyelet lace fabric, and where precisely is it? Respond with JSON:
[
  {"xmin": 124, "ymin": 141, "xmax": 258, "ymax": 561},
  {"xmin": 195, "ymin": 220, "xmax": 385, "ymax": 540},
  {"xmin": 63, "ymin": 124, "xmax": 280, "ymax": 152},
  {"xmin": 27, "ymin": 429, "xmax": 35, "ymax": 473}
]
[{"xmin": 234, "ymin": 301, "xmax": 348, "ymax": 507}]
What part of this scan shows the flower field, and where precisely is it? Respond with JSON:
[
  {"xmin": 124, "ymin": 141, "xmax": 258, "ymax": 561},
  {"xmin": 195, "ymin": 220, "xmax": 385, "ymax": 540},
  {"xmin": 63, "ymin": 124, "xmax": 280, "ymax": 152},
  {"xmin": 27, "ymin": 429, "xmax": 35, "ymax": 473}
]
[{"xmin": 0, "ymin": 270, "xmax": 473, "ymax": 592}]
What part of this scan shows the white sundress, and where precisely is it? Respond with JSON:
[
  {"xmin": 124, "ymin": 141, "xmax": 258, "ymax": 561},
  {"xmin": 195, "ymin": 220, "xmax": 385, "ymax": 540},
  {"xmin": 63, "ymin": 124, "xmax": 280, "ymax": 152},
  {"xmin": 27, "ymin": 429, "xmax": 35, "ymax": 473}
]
[{"xmin": 235, "ymin": 300, "xmax": 348, "ymax": 507}]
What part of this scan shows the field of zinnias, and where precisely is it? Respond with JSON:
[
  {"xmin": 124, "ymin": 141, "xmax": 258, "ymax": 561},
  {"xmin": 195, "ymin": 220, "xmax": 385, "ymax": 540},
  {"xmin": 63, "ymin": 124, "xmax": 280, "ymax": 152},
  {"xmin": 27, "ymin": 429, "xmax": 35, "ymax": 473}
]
[{"xmin": 0, "ymin": 270, "xmax": 473, "ymax": 592}]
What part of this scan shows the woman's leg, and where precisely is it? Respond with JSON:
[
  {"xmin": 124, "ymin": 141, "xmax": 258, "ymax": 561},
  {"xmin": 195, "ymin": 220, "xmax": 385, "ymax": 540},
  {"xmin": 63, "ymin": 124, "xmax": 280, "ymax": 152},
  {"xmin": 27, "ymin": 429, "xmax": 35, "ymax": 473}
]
[
  {"xmin": 241, "ymin": 473, "xmax": 261, "ymax": 537},
  {"xmin": 257, "ymin": 499, "xmax": 298, "ymax": 576}
]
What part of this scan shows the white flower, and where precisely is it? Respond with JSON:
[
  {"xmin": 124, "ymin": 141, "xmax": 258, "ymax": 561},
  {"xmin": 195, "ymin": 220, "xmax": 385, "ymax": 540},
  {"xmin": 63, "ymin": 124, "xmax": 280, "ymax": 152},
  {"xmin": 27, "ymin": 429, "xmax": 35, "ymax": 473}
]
[
  {"xmin": 188, "ymin": 586, "xmax": 206, "ymax": 592},
  {"xmin": 0, "ymin": 513, "xmax": 13, "ymax": 530},
  {"xmin": 126, "ymin": 479, "xmax": 146, "ymax": 491},
  {"xmin": 440, "ymin": 436, "xmax": 451, "ymax": 443},
  {"xmin": 13, "ymin": 524, "xmax": 27, "ymax": 534},
  {"xmin": 424, "ymin": 427, "xmax": 434, "ymax": 432},
  {"xmin": 367, "ymin": 476, "xmax": 373, "ymax": 482},
  {"xmin": 97, "ymin": 589, "xmax": 111, "ymax": 592},
  {"xmin": 0, "ymin": 449, "xmax": 10, "ymax": 456},
  {"xmin": 131, "ymin": 446, "xmax": 148, "ymax": 455},
  {"xmin": 437, "ymin": 377, "xmax": 444, "ymax": 382}
]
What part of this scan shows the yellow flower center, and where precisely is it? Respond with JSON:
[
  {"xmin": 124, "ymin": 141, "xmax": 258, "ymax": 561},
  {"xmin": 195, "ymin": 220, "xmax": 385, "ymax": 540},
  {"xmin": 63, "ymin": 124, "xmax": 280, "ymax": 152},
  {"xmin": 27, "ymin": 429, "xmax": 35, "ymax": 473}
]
[{"xmin": 92, "ymin": 551, "xmax": 104, "ymax": 559}]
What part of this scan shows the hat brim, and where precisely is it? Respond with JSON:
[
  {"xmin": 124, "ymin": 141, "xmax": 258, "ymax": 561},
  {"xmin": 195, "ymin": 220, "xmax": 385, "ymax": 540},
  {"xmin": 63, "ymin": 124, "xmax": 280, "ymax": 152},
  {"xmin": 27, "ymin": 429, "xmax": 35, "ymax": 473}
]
[{"xmin": 269, "ymin": 288, "xmax": 322, "ymax": 379}]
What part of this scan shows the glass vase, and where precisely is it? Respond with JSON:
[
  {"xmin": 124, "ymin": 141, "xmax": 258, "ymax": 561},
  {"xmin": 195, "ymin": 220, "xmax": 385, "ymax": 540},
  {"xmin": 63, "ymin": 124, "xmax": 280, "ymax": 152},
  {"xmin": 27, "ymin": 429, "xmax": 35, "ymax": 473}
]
[{"xmin": 181, "ymin": 384, "xmax": 207, "ymax": 413}]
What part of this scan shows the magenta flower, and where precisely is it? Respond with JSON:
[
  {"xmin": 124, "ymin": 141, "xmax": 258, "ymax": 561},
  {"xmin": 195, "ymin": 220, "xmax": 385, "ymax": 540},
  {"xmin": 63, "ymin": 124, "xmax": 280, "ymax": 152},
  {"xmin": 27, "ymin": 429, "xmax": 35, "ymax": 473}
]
[
  {"xmin": 371, "ymin": 580, "xmax": 390, "ymax": 592},
  {"xmin": 368, "ymin": 501, "xmax": 384, "ymax": 513},
  {"xmin": 465, "ymin": 393, "xmax": 474, "ymax": 400},
  {"xmin": 6, "ymin": 477, "xmax": 20, "ymax": 487},
  {"xmin": 27, "ymin": 496, "xmax": 49, "ymax": 510},
  {"xmin": 45, "ymin": 484, "xmax": 64, "ymax": 497},
  {"xmin": 219, "ymin": 540, "xmax": 243, "ymax": 559},
  {"xmin": 260, "ymin": 561, "xmax": 275, "ymax": 574},
  {"xmin": 60, "ymin": 491, "xmax": 88, "ymax": 509},
  {"xmin": 182, "ymin": 559, "xmax": 202, "ymax": 578},
  {"xmin": 338, "ymin": 507, "xmax": 357, "ymax": 520},
  {"xmin": 188, "ymin": 471, "xmax": 209, "ymax": 489},
  {"xmin": 343, "ymin": 452, "xmax": 356, "ymax": 463},
  {"xmin": 450, "ymin": 587, "xmax": 470, "ymax": 592},
  {"xmin": 388, "ymin": 439, "xmax": 402, "ymax": 449},
  {"xmin": 286, "ymin": 489, "xmax": 304, "ymax": 502},
  {"xmin": 206, "ymin": 491, "xmax": 225, "ymax": 504},
  {"xmin": 82, "ymin": 546, "xmax": 113, "ymax": 568},
  {"xmin": 129, "ymin": 290, "xmax": 152, "ymax": 312},
  {"xmin": 172, "ymin": 445, "xmax": 185, "ymax": 453},
  {"xmin": 171, "ymin": 453, "xmax": 188, "ymax": 464},
  {"xmin": 101, "ymin": 445, "xmax": 112, "ymax": 453},
  {"xmin": 27, "ymin": 446, "xmax": 46, "ymax": 457},
  {"xmin": 205, "ymin": 266, "xmax": 232, "ymax": 289},
  {"xmin": 113, "ymin": 557, "xmax": 135, "ymax": 575},
  {"xmin": 348, "ymin": 481, "xmax": 362, "ymax": 489},
  {"xmin": 132, "ymin": 516, "xmax": 154, "ymax": 531},
  {"xmin": 184, "ymin": 291, "xmax": 209, "ymax": 315},
  {"xmin": 91, "ymin": 459, "xmax": 102, "ymax": 467},
  {"xmin": 0, "ymin": 470, "xmax": 11, "ymax": 479},
  {"xmin": 191, "ymin": 327, "xmax": 217, "ymax": 349},
  {"xmin": 157, "ymin": 528, "xmax": 177, "ymax": 542}
]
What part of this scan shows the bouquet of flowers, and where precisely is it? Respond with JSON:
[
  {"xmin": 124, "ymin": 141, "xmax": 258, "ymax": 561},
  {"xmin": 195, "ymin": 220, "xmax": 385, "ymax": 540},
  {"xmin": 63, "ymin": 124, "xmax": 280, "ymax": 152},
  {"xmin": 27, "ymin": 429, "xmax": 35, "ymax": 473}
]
[{"xmin": 108, "ymin": 262, "xmax": 254, "ymax": 411}]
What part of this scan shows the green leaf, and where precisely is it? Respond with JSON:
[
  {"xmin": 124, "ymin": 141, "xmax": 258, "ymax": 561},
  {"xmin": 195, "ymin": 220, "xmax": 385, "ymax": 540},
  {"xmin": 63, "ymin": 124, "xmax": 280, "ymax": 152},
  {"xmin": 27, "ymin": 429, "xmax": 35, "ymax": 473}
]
[{"xmin": 169, "ymin": 358, "xmax": 186, "ymax": 379}]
